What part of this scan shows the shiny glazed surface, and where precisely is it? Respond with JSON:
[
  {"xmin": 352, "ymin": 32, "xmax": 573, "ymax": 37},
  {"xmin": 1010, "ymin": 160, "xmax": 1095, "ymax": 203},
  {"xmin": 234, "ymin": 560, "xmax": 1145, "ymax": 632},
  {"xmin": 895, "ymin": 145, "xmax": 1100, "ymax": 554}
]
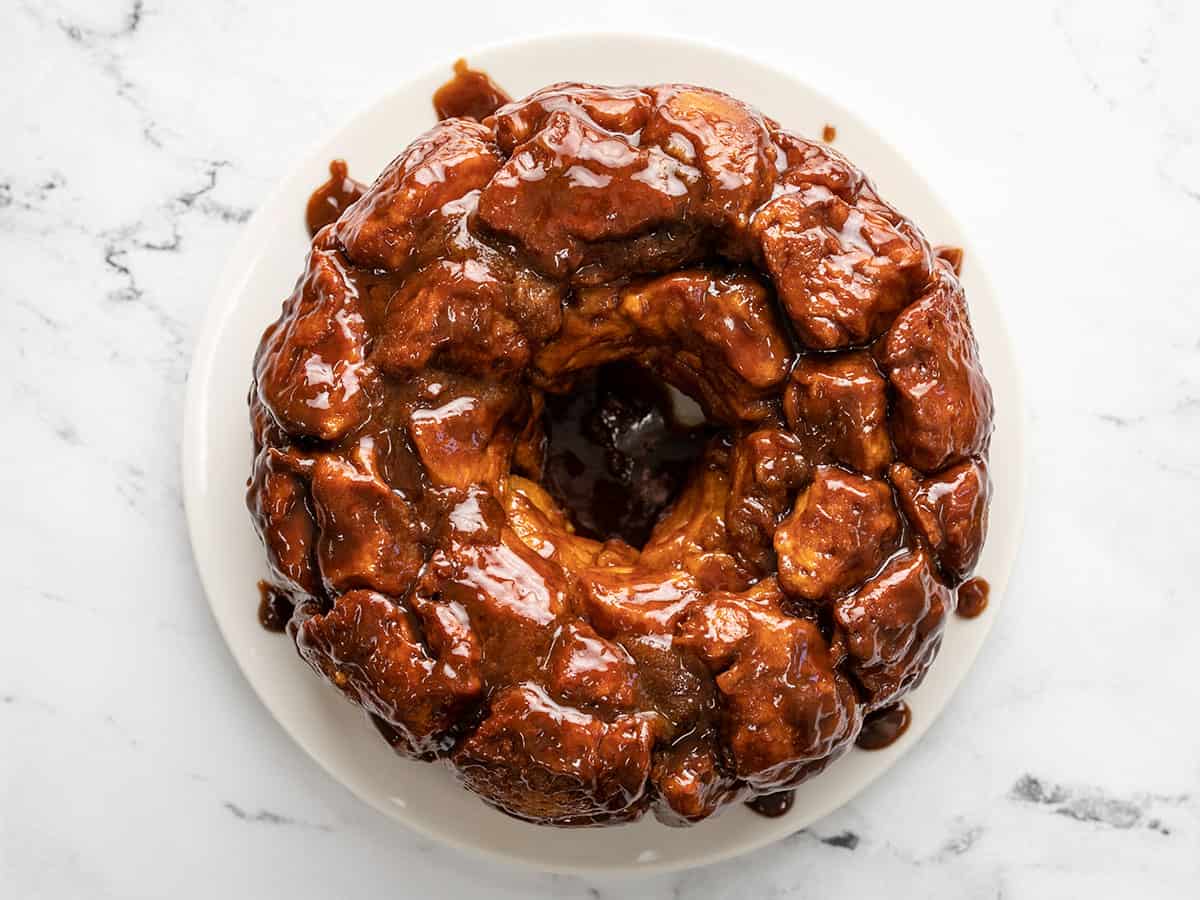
[
  {"xmin": 956, "ymin": 576, "xmax": 990, "ymax": 619},
  {"xmin": 855, "ymin": 701, "xmax": 912, "ymax": 750},
  {"xmin": 246, "ymin": 65, "xmax": 995, "ymax": 828}
]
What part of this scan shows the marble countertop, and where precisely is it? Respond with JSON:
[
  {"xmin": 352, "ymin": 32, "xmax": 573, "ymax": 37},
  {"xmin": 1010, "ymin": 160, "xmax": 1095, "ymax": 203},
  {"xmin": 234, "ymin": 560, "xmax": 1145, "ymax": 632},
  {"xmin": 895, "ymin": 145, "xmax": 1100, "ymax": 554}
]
[{"xmin": 4, "ymin": 0, "xmax": 1198, "ymax": 896}]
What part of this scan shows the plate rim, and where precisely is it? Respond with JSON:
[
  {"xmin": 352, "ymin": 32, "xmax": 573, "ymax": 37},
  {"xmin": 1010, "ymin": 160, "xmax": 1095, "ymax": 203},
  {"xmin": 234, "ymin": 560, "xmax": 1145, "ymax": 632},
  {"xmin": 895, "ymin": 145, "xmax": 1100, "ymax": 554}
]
[{"xmin": 182, "ymin": 29, "xmax": 1028, "ymax": 876}]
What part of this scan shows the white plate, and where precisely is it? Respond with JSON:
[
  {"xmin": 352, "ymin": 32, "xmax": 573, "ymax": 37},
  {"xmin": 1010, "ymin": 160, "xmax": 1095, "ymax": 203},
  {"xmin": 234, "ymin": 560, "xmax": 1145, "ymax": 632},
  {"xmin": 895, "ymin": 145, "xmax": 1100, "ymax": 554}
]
[{"xmin": 182, "ymin": 32, "xmax": 1026, "ymax": 875}]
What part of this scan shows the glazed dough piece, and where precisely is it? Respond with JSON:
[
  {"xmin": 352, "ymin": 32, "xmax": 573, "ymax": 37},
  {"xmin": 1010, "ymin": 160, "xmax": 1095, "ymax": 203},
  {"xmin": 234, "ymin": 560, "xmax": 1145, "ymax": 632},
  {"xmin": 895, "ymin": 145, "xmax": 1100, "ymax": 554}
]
[
  {"xmin": 724, "ymin": 427, "xmax": 812, "ymax": 574},
  {"xmin": 643, "ymin": 84, "xmax": 777, "ymax": 236},
  {"xmin": 534, "ymin": 269, "xmax": 791, "ymax": 423},
  {"xmin": 432, "ymin": 60, "xmax": 512, "ymax": 122},
  {"xmin": 485, "ymin": 84, "xmax": 729, "ymax": 284},
  {"xmin": 309, "ymin": 438, "xmax": 426, "ymax": 598},
  {"xmin": 752, "ymin": 184, "xmax": 930, "ymax": 350},
  {"xmin": 452, "ymin": 682, "xmax": 656, "ymax": 825},
  {"xmin": 369, "ymin": 245, "xmax": 564, "ymax": 379},
  {"xmin": 651, "ymin": 734, "xmax": 741, "ymax": 826},
  {"xmin": 296, "ymin": 589, "xmax": 482, "ymax": 756},
  {"xmin": 833, "ymin": 548, "xmax": 952, "ymax": 709},
  {"xmin": 579, "ymin": 567, "xmax": 707, "ymax": 638},
  {"xmin": 416, "ymin": 521, "xmax": 574, "ymax": 688},
  {"xmin": 619, "ymin": 270, "xmax": 791, "ymax": 423},
  {"xmin": 876, "ymin": 266, "xmax": 994, "ymax": 472},
  {"xmin": 478, "ymin": 108, "xmax": 700, "ymax": 277},
  {"xmin": 749, "ymin": 128, "xmax": 933, "ymax": 349},
  {"xmin": 890, "ymin": 458, "xmax": 991, "ymax": 581},
  {"xmin": 370, "ymin": 259, "xmax": 532, "ymax": 377},
  {"xmin": 254, "ymin": 237, "xmax": 372, "ymax": 441},
  {"xmin": 784, "ymin": 350, "xmax": 892, "ymax": 476},
  {"xmin": 335, "ymin": 118, "xmax": 503, "ymax": 272},
  {"xmin": 676, "ymin": 578, "xmax": 862, "ymax": 788},
  {"xmin": 246, "ymin": 446, "xmax": 319, "ymax": 599},
  {"xmin": 544, "ymin": 620, "xmax": 639, "ymax": 709},
  {"xmin": 490, "ymin": 83, "xmax": 654, "ymax": 153},
  {"xmin": 774, "ymin": 465, "xmax": 902, "ymax": 602},
  {"xmin": 402, "ymin": 374, "xmax": 526, "ymax": 491},
  {"xmin": 771, "ymin": 128, "xmax": 863, "ymax": 198}
]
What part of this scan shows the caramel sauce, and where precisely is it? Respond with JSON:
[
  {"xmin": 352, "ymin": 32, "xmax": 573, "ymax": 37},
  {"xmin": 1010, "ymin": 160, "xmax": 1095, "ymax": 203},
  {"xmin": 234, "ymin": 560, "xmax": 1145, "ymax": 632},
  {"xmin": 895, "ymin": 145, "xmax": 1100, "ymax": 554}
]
[
  {"xmin": 256, "ymin": 580, "xmax": 293, "ymax": 633},
  {"xmin": 305, "ymin": 159, "xmax": 365, "ymax": 237},
  {"xmin": 433, "ymin": 58, "xmax": 512, "ymax": 121},
  {"xmin": 856, "ymin": 702, "xmax": 911, "ymax": 750},
  {"xmin": 822, "ymin": 123, "xmax": 837, "ymax": 142},
  {"xmin": 746, "ymin": 789, "xmax": 795, "ymax": 818},
  {"xmin": 956, "ymin": 576, "xmax": 990, "ymax": 618}
]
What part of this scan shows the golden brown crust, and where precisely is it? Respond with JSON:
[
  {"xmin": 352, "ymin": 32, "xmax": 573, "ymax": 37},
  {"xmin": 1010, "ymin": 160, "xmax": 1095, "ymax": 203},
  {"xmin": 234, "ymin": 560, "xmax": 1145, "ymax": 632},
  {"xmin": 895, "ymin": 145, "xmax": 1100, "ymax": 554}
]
[
  {"xmin": 890, "ymin": 458, "xmax": 992, "ymax": 582},
  {"xmin": 774, "ymin": 466, "xmax": 902, "ymax": 603},
  {"xmin": 784, "ymin": 350, "xmax": 892, "ymax": 476},
  {"xmin": 832, "ymin": 548, "xmax": 953, "ymax": 709},
  {"xmin": 875, "ymin": 266, "xmax": 994, "ymax": 472}
]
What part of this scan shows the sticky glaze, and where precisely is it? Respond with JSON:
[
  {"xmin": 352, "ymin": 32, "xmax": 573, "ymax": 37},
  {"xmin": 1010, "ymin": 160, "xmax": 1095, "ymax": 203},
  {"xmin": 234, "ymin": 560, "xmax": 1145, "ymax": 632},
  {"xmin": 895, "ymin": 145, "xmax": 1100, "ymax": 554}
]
[
  {"xmin": 956, "ymin": 576, "xmax": 990, "ymax": 618},
  {"xmin": 246, "ymin": 67, "xmax": 994, "ymax": 827},
  {"xmin": 305, "ymin": 159, "xmax": 366, "ymax": 237},
  {"xmin": 856, "ymin": 702, "xmax": 912, "ymax": 750},
  {"xmin": 256, "ymin": 580, "xmax": 293, "ymax": 632},
  {"xmin": 746, "ymin": 789, "xmax": 795, "ymax": 818},
  {"xmin": 433, "ymin": 58, "xmax": 512, "ymax": 121}
]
